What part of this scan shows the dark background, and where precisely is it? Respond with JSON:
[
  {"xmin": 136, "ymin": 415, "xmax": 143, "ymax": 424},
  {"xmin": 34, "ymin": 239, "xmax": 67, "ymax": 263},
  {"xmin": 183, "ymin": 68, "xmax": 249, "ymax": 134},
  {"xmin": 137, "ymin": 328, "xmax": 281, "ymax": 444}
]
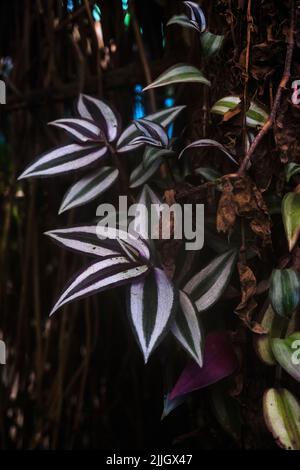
[{"xmin": 0, "ymin": 0, "xmax": 298, "ymax": 450}]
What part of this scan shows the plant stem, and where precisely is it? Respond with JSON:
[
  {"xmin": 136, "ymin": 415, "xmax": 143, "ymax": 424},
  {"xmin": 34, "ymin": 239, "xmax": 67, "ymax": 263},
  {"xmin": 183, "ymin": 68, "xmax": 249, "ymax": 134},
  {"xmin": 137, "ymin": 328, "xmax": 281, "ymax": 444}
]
[
  {"xmin": 238, "ymin": 0, "xmax": 295, "ymax": 176},
  {"xmin": 128, "ymin": 0, "xmax": 157, "ymax": 113}
]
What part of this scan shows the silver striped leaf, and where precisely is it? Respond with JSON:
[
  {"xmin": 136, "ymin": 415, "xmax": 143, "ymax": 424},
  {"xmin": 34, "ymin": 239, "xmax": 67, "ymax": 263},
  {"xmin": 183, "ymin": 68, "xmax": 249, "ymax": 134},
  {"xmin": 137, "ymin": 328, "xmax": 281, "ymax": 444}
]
[
  {"xmin": 50, "ymin": 256, "xmax": 149, "ymax": 315},
  {"xmin": 171, "ymin": 290, "xmax": 204, "ymax": 367},
  {"xmin": 269, "ymin": 269, "xmax": 300, "ymax": 319},
  {"xmin": 18, "ymin": 143, "xmax": 108, "ymax": 179},
  {"xmin": 143, "ymin": 64, "xmax": 211, "ymax": 91},
  {"xmin": 200, "ymin": 31, "xmax": 224, "ymax": 57},
  {"xmin": 76, "ymin": 94, "xmax": 120, "ymax": 143},
  {"xmin": 117, "ymin": 106, "xmax": 185, "ymax": 153},
  {"xmin": 131, "ymin": 184, "xmax": 162, "ymax": 241},
  {"xmin": 128, "ymin": 135, "xmax": 164, "ymax": 149},
  {"xmin": 59, "ymin": 166, "xmax": 119, "ymax": 214},
  {"xmin": 184, "ymin": 2, "xmax": 206, "ymax": 32},
  {"xmin": 133, "ymin": 119, "xmax": 169, "ymax": 148},
  {"xmin": 129, "ymin": 158, "xmax": 163, "ymax": 189},
  {"xmin": 183, "ymin": 249, "xmax": 238, "ymax": 312},
  {"xmin": 179, "ymin": 138, "xmax": 238, "ymax": 165},
  {"xmin": 45, "ymin": 225, "xmax": 150, "ymax": 261},
  {"xmin": 128, "ymin": 268, "xmax": 177, "ymax": 363},
  {"xmin": 167, "ymin": 14, "xmax": 198, "ymax": 31},
  {"xmin": 49, "ymin": 118, "xmax": 106, "ymax": 143},
  {"xmin": 143, "ymin": 147, "xmax": 175, "ymax": 168}
]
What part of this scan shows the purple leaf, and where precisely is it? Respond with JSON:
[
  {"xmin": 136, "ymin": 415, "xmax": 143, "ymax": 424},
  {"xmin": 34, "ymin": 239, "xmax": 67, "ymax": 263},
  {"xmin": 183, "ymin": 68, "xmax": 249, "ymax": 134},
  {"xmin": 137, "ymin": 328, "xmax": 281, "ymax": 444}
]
[{"xmin": 169, "ymin": 331, "xmax": 238, "ymax": 400}]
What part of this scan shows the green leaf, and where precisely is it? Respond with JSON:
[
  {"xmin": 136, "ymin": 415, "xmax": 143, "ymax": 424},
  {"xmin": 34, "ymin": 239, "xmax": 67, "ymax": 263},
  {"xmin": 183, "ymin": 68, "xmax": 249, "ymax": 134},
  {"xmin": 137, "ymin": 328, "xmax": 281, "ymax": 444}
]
[
  {"xmin": 201, "ymin": 31, "xmax": 224, "ymax": 57},
  {"xmin": 171, "ymin": 290, "xmax": 204, "ymax": 367},
  {"xmin": 194, "ymin": 167, "xmax": 222, "ymax": 181},
  {"xmin": 286, "ymin": 163, "xmax": 300, "ymax": 183},
  {"xmin": 167, "ymin": 14, "xmax": 195, "ymax": 29},
  {"xmin": 211, "ymin": 96, "xmax": 268, "ymax": 128},
  {"xmin": 269, "ymin": 269, "xmax": 300, "ymax": 319},
  {"xmin": 263, "ymin": 388, "xmax": 300, "ymax": 450},
  {"xmin": 129, "ymin": 158, "xmax": 162, "ymax": 188},
  {"xmin": 143, "ymin": 146, "xmax": 175, "ymax": 167},
  {"xmin": 183, "ymin": 249, "xmax": 238, "ymax": 312},
  {"xmin": 282, "ymin": 192, "xmax": 300, "ymax": 251},
  {"xmin": 271, "ymin": 333, "xmax": 300, "ymax": 382},
  {"xmin": 210, "ymin": 383, "xmax": 242, "ymax": 442},
  {"xmin": 143, "ymin": 64, "xmax": 211, "ymax": 91},
  {"xmin": 254, "ymin": 304, "xmax": 288, "ymax": 366}
]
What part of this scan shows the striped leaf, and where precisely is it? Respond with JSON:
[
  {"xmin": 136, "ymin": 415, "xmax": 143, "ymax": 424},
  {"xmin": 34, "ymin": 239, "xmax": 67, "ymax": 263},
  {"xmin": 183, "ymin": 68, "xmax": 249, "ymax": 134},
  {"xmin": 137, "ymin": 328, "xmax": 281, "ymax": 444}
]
[
  {"xmin": 201, "ymin": 31, "xmax": 224, "ymax": 57},
  {"xmin": 143, "ymin": 64, "xmax": 211, "ymax": 92},
  {"xmin": 59, "ymin": 166, "xmax": 119, "ymax": 214},
  {"xmin": 131, "ymin": 184, "xmax": 162, "ymax": 241},
  {"xmin": 263, "ymin": 388, "xmax": 300, "ymax": 450},
  {"xmin": 18, "ymin": 143, "xmax": 108, "ymax": 179},
  {"xmin": 127, "ymin": 135, "xmax": 164, "ymax": 149},
  {"xmin": 133, "ymin": 119, "xmax": 169, "ymax": 148},
  {"xmin": 183, "ymin": 249, "xmax": 238, "ymax": 312},
  {"xmin": 254, "ymin": 304, "xmax": 287, "ymax": 366},
  {"xmin": 129, "ymin": 158, "xmax": 163, "ymax": 189},
  {"xmin": 282, "ymin": 192, "xmax": 300, "ymax": 251},
  {"xmin": 179, "ymin": 138, "xmax": 238, "ymax": 165},
  {"xmin": 271, "ymin": 333, "xmax": 300, "ymax": 382},
  {"xmin": 171, "ymin": 290, "xmax": 204, "ymax": 367},
  {"xmin": 117, "ymin": 106, "xmax": 185, "ymax": 153},
  {"xmin": 167, "ymin": 14, "xmax": 197, "ymax": 31},
  {"xmin": 76, "ymin": 94, "xmax": 120, "ymax": 143},
  {"xmin": 211, "ymin": 96, "xmax": 268, "ymax": 128},
  {"xmin": 143, "ymin": 147, "xmax": 175, "ymax": 167},
  {"xmin": 45, "ymin": 225, "xmax": 150, "ymax": 261},
  {"xmin": 50, "ymin": 256, "xmax": 149, "ymax": 315},
  {"xmin": 285, "ymin": 163, "xmax": 300, "ymax": 183},
  {"xmin": 128, "ymin": 268, "xmax": 177, "ymax": 363},
  {"xmin": 269, "ymin": 269, "xmax": 300, "ymax": 319},
  {"xmin": 49, "ymin": 118, "xmax": 106, "ymax": 143},
  {"xmin": 184, "ymin": 2, "xmax": 206, "ymax": 33}
]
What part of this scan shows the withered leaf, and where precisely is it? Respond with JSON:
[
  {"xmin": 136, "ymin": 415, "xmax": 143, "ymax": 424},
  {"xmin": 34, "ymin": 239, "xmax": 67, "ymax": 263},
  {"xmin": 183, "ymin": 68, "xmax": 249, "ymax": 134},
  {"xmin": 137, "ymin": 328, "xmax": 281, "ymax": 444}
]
[
  {"xmin": 216, "ymin": 175, "xmax": 272, "ymax": 245},
  {"xmin": 235, "ymin": 262, "xmax": 266, "ymax": 334}
]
